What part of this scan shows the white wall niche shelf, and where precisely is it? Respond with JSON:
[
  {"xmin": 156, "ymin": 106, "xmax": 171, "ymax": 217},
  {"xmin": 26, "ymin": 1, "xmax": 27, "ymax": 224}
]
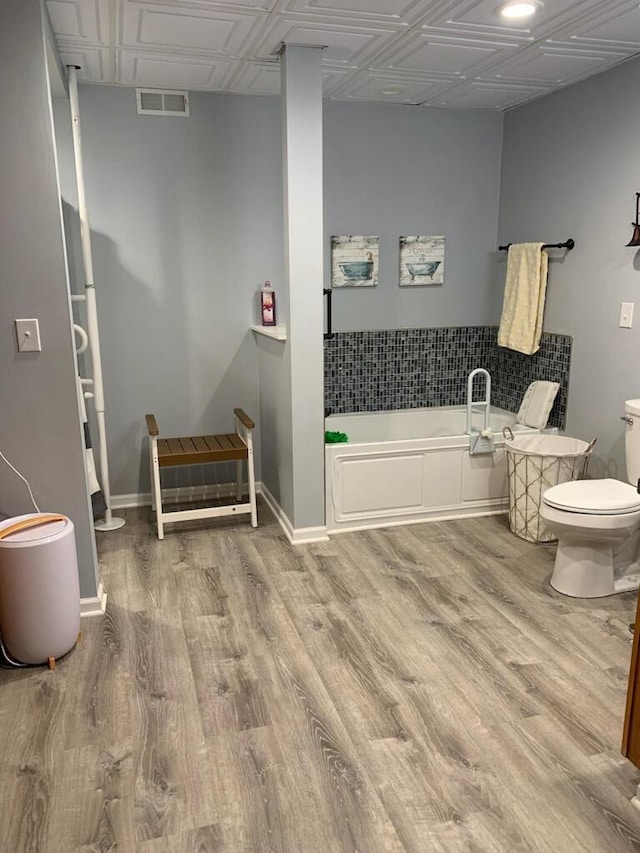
[{"xmin": 251, "ymin": 324, "xmax": 287, "ymax": 341}]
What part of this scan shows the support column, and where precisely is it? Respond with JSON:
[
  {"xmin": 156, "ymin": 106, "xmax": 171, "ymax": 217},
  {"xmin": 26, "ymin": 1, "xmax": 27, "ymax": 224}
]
[{"xmin": 281, "ymin": 45, "xmax": 326, "ymax": 533}]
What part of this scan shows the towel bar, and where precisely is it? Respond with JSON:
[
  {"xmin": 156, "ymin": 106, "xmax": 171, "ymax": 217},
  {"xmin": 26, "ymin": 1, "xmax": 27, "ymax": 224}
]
[{"xmin": 498, "ymin": 238, "xmax": 575, "ymax": 251}]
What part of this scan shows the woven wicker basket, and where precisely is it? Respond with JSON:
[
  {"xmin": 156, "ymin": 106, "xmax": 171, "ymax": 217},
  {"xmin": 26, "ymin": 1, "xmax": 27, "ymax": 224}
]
[{"xmin": 503, "ymin": 429, "xmax": 596, "ymax": 543}]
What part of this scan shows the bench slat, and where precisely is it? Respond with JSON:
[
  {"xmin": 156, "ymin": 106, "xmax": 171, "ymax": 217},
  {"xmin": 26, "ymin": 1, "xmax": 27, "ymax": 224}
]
[
  {"xmin": 157, "ymin": 432, "xmax": 248, "ymax": 467},
  {"xmin": 177, "ymin": 437, "xmax": 196, "ymax": 455},
  {"xmin": 212, "ymin": 434, "xmax": 234, "ymax": 452}
]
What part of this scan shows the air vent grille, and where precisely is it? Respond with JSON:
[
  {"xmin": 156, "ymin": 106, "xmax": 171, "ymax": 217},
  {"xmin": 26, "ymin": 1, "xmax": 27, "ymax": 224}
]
[{"xmin": 136, "ymin": 89, "xmax": 190, "ymax": 117}]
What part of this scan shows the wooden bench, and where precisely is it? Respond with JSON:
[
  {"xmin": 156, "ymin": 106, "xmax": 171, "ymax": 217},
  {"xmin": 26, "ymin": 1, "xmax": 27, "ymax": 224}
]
[{"xmin": 145, "ymin": 409, "xmax": 257, "ymax": 539}]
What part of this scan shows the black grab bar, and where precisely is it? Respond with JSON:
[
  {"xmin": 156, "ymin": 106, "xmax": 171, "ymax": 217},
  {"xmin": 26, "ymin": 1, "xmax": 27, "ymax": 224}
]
[{"xmin": 323, "ymin": 288, "xmax": 333, "ymax": 340}]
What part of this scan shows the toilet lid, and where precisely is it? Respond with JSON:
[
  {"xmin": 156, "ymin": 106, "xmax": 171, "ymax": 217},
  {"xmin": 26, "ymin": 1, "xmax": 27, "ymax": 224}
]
[{"xmin": 543, "ymin": 479, "xmax": 640, "ymax": 514}]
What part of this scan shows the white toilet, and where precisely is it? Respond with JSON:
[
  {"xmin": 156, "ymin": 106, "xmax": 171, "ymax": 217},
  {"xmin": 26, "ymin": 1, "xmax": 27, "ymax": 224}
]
[{"xmin": 539, "ymin": 399, "xmax": 640, "ymax": 598}]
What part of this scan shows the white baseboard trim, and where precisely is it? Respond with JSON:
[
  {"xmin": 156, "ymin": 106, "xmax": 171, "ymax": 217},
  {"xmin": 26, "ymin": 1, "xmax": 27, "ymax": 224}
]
[
  {"xmin": 260, "ymin": 483, "xmax": 329, "ymax": 544},
  {"xmin": 111, "ymin": 492, "xmax": 148, "ymax": 509},
  {"xmin": 81, "ymin": 580, "xmax": 107, "ymax": 618},
  {"xmin": 112, "ymin": 482, "xmax": 328, "ymax": 544},
  {"xmin": 112, "ymin": 482, "xmax": 258, "ymax": 510}
]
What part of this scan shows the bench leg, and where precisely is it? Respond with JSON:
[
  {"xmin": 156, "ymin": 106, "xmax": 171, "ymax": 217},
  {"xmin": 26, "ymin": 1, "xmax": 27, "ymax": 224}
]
[
  {"xmin": 149, "ymin": 437, "xmax": 164, "ymax": 540},
  {"xmin": 149, "ymin": 446, "xmax": 156, "ymax": 513},
  {"xmin": 246, "ymin": 437, "xmax": 257, "ymax": 528},
  {"xmin": 236, "ymin": 460, "xmax": 243, "ymax": 502}
]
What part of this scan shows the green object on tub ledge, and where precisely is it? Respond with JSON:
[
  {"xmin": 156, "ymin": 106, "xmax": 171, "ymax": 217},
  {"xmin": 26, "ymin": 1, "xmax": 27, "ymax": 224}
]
[{"xmin": 325, "ymin": 431, "xmax": 349, "ymax": 443}]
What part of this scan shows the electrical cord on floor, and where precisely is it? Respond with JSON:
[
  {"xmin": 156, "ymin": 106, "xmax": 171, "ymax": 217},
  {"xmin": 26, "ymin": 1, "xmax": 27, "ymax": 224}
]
[
  {"xmin": 0, "ymin": 637, "xmax": 28, "ymax": 668},
  {"xmin": 0, "ymin": 449, "xmax": 39, "ymax": 513}
]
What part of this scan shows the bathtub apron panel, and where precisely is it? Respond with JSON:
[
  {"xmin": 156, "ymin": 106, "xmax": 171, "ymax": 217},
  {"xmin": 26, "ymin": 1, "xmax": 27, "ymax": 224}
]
[{"xmin": 325, "ymin": 406, "xmax": 552, "ymax": 534}]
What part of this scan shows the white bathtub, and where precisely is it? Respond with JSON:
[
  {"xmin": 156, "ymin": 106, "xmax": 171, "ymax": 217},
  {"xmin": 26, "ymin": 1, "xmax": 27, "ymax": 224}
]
[{"xmin": 325, "ymin": 405, "xmax": 547, "ymax": 534}]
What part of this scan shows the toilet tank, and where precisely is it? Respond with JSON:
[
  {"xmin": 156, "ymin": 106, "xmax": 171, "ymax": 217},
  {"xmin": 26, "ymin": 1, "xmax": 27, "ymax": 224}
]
[{"xmin": 625, "ymin": 399, "xmax": 640, "ymax": 485}]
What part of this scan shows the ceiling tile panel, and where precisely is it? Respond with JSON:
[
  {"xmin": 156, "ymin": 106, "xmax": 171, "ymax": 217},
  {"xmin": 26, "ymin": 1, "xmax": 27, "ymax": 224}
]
[
  {"xmin": 377, "ymin": 31, "xmax": 519, "ymax": 77},
  {"xmin": 329, "ymin": 70, "xmax": 448, "ymax": 102},
  {"xmin": 434, "ymin": 80, "xmax": 549, "ymax": 110},
  {"xmin": 57, "ymin": 44, "xmax": 110, "ymax": 80},
  {"xmin": 47, "ymin": 1, "xmax": 83, "ymax": 37},
  {"xmin": 227, "ymin": 59, "xmax": 348, "ymax": 93},
  {"xmin": 491, "ymin": 46, "xmax": 629, "ymax": 85},
  {"xmin": 177, "ymin": 0, "xmax": 278, "ymax": 8},
  {"xmin": 282, "ymin": 0, "xmax": 435, "ymax": 25},
  {"xmin": 227, "ymin": 59, "xmax": 282, "ymax": 93},
  {"xmin": 319, "ymin": 66, "xmax": 354, "ymax": 94},
  {"xmin": 432, "ymin": 0, "xmax": 587, "ymax": 39},
  {"xmin": 46, "ymin": 0, "xmax": 108, "ymax": 44},
  {"xmin": 568, "ymin": 3, "xmax": 640, "ymax": 47},
  {"xmin": 253, "ymin": 15, "xmax": 400, "ymax": 65},
  {"xmin": 118, "ymin": 49, "xmax": 234, "ymax": 87},
  {"xmin": 139, "ymin": 12, "xmax": 235, "ymax": 50},
  {"xmin": 122, "ymin": 2, "xmax": 264, "ymax": 56},
  {"xmin": 534, "ymin": 0, "xmax": 639, "ymax": 43},
  {"xmin": 403, "ymin": 40, "xmax": 495, "ymax": 74}
]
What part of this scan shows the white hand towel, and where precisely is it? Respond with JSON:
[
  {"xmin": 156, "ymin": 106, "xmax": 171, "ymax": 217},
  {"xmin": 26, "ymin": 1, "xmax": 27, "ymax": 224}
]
[
  {"xmin": 516, "ymin": 380, "xmax": 560, "ymax": 429},
  {"xmin": 498, "ymin": 242, "xmax": 548, "ymax": 355}
]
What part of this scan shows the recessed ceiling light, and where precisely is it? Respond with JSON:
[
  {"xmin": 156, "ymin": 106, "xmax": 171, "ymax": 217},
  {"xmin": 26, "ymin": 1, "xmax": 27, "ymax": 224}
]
[
  {"xmin": 498, "ymin": 1, "xmax": 543, "ymax": 20},
  {"xmin": 381, "ymin": 86, "xmax": 403, "ymax": 95}
]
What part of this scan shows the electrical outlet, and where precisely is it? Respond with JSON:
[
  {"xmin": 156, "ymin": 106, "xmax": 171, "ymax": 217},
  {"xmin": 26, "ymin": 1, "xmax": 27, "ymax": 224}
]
[
  {"xmin": 15, "ymin": 319, "xmax": 42, "ymax": 352},
  {"xmin": 620, "ymin": 303, "xmax": 634, "ymax": 329}
]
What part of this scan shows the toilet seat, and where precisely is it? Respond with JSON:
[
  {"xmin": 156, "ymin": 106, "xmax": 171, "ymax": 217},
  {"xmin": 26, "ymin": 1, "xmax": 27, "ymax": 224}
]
[
  {"xmin": 542, "ymin": 478, "xmax": 640, "ymax": 515},
  {"xmin": 539, "ymin": 500, "xmax": 640, "ymax": 533}
]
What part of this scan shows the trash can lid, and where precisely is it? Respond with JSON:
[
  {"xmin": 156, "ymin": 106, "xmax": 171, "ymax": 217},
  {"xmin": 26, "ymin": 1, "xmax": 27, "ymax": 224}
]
[
  {"xmin": 0, "ymin": 513, "xmax": 70, "ymax": 545},
  {"xmin": 543, "ymin": 479, "xmax": 640, "ymax": 514}
]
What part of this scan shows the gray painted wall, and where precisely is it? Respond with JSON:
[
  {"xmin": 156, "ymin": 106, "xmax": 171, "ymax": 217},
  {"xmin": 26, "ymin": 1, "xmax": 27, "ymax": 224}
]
[
  {"xmin": 0, "ymin": 0, "xmax": 98, "ymax": 598},
  {"xmin": 324, "ymin": 102, "xmax": 504, "ymax": 331},
  {"xmin": 499, "ymin": 55, "xmax": 640, "ymax": 478},
  {"xmin": 53, "ymin": 86, "xmax": 503, "ymax": 507},
  {"xmin": 54, "ymin": 86, "xmax": 285, "ymax": 497}
]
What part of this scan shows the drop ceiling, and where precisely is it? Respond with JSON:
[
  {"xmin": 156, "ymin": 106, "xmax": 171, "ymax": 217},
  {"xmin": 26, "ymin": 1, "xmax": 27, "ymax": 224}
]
[{"xmin": 47, "ymin": 0, "xmax": 640, "ymax": 110}]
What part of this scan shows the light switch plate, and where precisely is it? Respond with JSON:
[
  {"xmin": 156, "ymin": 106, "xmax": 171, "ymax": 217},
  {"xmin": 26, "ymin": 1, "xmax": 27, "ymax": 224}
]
[
  {"xmin": 620, "ymin": 303, "xmax": 634, "ymax": 329},
  {"xmin": 15, "ymin": 318, "xmax": 42, "ymax": 352}
]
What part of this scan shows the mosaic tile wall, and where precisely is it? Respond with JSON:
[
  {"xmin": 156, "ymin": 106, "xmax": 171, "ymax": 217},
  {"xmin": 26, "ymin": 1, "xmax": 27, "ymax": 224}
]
[{"xmin": 324, "ymin": 326, "xmax": 571, "ymax": 429}]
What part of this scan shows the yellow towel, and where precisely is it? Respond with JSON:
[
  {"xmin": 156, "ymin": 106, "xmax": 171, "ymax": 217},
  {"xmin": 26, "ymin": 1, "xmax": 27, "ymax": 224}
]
[{"xmin": 497, "ymin": 242, "xmax": 548, "ymax": 355}]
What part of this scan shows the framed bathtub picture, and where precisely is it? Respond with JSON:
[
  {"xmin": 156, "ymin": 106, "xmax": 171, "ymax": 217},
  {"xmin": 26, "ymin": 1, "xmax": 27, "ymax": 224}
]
[
  {"xmin": 399, "ymin": 235, "xmax": 445, "ymax": 287},
  {"xmin": 331, "ymin": 235, "xmax": 379, "ymax": 288}
]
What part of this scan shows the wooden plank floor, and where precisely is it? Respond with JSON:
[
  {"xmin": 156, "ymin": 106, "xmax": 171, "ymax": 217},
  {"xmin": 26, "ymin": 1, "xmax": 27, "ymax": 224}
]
[{"xmin": 1, "ymin": 500, "xmax": 640, "ymax": 851}]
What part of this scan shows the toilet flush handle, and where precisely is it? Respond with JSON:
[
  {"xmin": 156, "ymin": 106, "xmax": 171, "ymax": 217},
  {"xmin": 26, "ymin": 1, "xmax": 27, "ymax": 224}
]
[{"xmin": 621, "ymin": 416, "xmax": 634, "ymax": 425}]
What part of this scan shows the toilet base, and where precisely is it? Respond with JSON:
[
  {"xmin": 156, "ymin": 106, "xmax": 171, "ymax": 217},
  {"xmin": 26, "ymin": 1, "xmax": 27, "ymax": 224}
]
[{"xmin": 550, "ymin": 537, "xmax": 640, "ymax": 598}]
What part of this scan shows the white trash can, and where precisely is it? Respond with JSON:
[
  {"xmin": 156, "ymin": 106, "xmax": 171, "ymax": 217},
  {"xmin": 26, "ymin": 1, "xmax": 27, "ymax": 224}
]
[
  {"xmin": 0, "ymin": 513, "xmax": 81, "ymax": 667},
  {"xmin": 503, "ymin": 429, "xmax": 596, "ymax": 543}
]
